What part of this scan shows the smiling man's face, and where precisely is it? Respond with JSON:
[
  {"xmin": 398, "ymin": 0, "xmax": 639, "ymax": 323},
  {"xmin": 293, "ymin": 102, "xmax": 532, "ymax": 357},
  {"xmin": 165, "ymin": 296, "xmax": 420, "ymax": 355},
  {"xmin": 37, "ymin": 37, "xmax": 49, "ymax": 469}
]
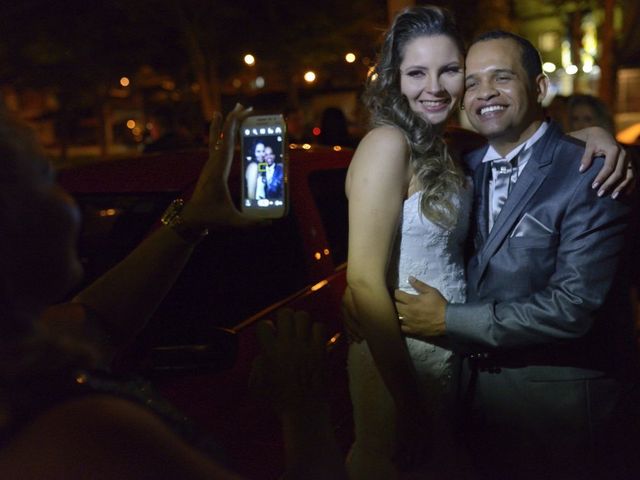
[{"xmin": 463, "ymin": 38, "xmax": 547, "ymax": 155}]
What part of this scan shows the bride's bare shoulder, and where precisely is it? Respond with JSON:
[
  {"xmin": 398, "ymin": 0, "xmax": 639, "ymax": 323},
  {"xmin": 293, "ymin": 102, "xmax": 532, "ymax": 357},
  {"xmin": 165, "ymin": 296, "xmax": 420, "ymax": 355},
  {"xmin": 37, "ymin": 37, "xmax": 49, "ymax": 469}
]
[
  {"xmin": 353, "ymin": 126, "xmax": 409, "ymax": 162},
  {"xmin": 361, "ymin": 125, "xmax": 407, "ymax": 144}
]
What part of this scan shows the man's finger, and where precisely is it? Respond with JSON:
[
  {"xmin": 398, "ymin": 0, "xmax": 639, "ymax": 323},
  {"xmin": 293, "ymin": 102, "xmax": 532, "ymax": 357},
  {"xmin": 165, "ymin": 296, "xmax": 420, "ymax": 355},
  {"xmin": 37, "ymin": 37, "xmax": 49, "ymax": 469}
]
[
  {"xmin": 394, "ymin": 289, "xmax": 416, "ymax": 304},
  {"xmin": 408, "ymin": 276, "xmax": 433, "ymax": 293}
]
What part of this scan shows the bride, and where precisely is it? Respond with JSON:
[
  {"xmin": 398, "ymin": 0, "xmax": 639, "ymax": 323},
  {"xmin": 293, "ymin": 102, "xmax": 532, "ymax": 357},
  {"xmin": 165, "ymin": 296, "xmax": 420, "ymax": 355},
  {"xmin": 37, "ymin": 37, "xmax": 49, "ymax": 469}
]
[
  {"xmin": 344, "ymin": 6, "xmax": 630, "ymax": 479},
  {"xmin": 345, "ymin": 7, "xmax": 471, "ymax": 478}
]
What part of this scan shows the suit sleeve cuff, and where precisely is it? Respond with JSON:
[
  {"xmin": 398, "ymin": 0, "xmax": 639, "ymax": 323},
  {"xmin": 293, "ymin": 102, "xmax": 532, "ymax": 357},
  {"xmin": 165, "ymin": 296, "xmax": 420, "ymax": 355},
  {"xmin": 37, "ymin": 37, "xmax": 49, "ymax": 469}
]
[{"xmin": 445, "ymin": 302, "xmax": 496, "ymax": 346}]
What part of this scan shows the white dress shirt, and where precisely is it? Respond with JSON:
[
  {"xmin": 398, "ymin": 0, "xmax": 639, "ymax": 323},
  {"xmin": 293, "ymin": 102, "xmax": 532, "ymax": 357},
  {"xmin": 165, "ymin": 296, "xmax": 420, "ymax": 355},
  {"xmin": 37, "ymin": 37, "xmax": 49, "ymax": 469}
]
[{"xmin": 482, "ymin": 122, "xmax": 549, "ymax": 230}]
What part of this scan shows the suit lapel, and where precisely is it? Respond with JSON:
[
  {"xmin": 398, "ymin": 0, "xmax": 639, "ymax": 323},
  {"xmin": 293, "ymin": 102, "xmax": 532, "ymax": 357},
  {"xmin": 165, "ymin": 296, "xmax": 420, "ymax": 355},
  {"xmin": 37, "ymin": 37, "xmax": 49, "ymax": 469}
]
[
  {"xmin": 472, "ymin": 123, "xmax": 562, "ymax": 288},
  {"xmin": 476, "ymin": 161, "xmax": 491, "ymax": 243},
  {"xmin": 465, "ymin": 146, "xmax": 490, "ymax": 247}
]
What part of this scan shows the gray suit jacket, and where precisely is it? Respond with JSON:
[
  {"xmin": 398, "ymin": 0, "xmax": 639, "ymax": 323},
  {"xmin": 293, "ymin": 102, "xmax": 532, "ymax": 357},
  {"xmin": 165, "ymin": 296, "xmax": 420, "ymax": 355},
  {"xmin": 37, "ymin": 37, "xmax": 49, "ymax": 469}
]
[
  {"xmin": 444, "ymin": 121, "xmax": 638, "ymax": 471},
  {"xmin": 446, "ymin": 122, "xmax": 635, "ymax": 378}
]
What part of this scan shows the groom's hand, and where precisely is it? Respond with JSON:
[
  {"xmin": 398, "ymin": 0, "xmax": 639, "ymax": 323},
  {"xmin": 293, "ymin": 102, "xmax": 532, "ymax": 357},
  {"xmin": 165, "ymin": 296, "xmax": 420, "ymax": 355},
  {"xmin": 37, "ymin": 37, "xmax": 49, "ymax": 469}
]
[{"xmin": 394, "ymin": 277, "xmax": 447, "ymax": 338}]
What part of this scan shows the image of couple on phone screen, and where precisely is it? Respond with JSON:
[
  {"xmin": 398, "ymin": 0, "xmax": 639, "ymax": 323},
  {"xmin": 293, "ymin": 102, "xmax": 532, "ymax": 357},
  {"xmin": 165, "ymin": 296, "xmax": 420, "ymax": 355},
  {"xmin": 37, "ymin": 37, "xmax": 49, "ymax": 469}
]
[{"xmin": 245, "ymin": 139, "xmax": 284, "ymax": 202}]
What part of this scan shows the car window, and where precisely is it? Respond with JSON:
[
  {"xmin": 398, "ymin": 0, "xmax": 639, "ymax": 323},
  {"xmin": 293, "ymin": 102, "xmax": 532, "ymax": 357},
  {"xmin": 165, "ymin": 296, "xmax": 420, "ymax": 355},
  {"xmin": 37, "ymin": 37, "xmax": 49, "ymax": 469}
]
[
  {"xmin": 147, "ymin": 213, "xmax": 308, "ymax": 344},
  {"xmin": 73, "ymin": 193, "xmax": 173, "ymax": 289},
  {"xmin": 72, "ymin": 193, "xmax": 309, "ymax": 345},
  {"xmin": 307, "ymin": 168, "xmax": 348, "ymax": 266}
]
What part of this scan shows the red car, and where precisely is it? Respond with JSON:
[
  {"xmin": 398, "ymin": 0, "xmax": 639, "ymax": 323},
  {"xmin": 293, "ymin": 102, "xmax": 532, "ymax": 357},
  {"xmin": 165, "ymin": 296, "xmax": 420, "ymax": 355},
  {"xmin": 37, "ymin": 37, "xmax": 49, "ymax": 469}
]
[{"xmin": 57, "ymin": 145, "xmax": 354, "ymax": 479}]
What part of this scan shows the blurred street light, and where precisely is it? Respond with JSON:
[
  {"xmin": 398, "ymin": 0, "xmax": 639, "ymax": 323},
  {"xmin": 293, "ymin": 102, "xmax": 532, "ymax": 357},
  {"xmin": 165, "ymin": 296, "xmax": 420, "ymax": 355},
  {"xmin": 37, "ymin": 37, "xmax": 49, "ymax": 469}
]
[
  {"xmin": 345, "ymin": 53, "xmax": 356, "ymax": 63},
  {"xmin": 120, "ymin": 77, "xmax": 130, "ymax": 87},
  {"xmin": 304, "ymin": 71, "xmax": 316, "ymax": 83},
  {"xmin": 565, "ymin": 65, "xmax": 578, "ymax": 75},
  {"xmin": 244, "ymin": 54, "xmax": 255, "ymax": 66}
]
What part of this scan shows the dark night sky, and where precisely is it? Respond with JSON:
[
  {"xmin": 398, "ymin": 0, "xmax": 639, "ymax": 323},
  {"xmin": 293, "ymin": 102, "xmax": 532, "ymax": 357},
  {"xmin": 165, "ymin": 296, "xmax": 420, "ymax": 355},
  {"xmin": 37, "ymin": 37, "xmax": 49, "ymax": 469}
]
[{"xmin": 0, "ymin": 0, "xmax": 395, "ymax": 88}]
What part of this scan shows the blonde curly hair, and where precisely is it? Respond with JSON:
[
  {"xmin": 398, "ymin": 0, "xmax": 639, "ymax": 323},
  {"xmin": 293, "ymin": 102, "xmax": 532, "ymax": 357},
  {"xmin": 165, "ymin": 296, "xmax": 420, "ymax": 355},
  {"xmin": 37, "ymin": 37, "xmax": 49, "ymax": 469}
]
[{"xmin": 363, "ymin": 5, "xmax": 466, "ymax": 228}]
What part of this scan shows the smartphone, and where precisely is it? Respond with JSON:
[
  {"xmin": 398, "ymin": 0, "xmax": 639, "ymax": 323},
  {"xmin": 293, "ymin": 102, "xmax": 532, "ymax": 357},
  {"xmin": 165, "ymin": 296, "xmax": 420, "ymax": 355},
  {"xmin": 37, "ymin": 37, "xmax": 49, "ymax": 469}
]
[{"xmin": 240, "ymin": 114, "xmax": 288, "ymax": 218}]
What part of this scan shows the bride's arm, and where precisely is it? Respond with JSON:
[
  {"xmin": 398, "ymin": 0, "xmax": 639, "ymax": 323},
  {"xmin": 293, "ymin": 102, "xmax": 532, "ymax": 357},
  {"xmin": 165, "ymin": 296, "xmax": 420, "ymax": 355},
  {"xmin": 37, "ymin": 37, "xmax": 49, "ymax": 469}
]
[
  {"xmin": 345, "ymin": 127, "xmax": 426, "ymax": 437},
  {"xmin": 446, "ymin": 125, "xmax": 634, "ymax": 197}
]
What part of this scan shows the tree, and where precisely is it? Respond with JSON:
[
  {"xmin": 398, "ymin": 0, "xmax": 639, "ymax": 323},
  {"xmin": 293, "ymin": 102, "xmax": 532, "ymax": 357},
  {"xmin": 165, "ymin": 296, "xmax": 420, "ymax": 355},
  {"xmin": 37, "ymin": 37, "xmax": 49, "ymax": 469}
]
[
  {"xmin": 250, "ymin": 0, "xmax": 386, "ymax": 106},
  {"xmin": 0, "ymin": 0, "xmax": 387, "ymax": 150},
  {"xmin": 0, "ymin": 0, "xmax": 185, "ymax": 154}
]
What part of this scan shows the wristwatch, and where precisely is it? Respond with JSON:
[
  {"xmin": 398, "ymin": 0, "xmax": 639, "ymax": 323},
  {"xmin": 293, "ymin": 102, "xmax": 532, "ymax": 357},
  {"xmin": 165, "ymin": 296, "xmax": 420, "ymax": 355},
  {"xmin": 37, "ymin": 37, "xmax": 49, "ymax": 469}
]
[{"xmin": 160, "ymin": 198, "xmax": 209, "ymax": 244}]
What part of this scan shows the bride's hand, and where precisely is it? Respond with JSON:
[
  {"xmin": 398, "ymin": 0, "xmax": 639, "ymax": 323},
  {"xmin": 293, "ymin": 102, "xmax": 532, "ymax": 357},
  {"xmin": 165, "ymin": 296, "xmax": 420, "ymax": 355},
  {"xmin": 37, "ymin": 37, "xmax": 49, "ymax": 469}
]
[{"xmin": 393, "ymin": 408, "xmax": 431, "ymax": 471}]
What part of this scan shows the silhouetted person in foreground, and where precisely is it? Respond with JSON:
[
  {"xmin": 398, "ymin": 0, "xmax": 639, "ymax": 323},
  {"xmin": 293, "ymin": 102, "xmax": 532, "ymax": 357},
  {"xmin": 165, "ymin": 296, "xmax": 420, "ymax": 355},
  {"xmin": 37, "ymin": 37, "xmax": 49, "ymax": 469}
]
[{"xmin": 0, "ymin": 104, "xmax": 346, "ymax": 480}]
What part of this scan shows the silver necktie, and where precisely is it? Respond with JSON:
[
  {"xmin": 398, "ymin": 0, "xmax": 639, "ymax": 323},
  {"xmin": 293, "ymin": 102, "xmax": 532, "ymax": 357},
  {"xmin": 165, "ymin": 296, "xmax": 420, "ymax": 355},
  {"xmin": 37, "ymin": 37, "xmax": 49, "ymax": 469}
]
[{"xmin": 490, "ymin": 156, "xmax": 518, "ymax": 228}]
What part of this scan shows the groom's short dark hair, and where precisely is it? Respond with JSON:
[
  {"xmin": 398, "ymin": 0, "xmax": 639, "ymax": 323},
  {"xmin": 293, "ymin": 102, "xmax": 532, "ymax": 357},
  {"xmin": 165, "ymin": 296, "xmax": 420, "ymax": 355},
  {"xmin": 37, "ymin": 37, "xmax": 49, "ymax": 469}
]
[{"xmin": 470, "ymin": 30, "xmax": 543, "ymax": 82}]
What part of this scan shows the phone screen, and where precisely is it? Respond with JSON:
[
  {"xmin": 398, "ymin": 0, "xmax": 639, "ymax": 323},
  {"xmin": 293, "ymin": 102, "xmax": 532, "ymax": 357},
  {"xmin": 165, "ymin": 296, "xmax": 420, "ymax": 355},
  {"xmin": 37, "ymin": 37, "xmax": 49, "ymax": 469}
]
[{"xmin": 240, "ymin": 115, "xmax": 288, "ymax": 218}]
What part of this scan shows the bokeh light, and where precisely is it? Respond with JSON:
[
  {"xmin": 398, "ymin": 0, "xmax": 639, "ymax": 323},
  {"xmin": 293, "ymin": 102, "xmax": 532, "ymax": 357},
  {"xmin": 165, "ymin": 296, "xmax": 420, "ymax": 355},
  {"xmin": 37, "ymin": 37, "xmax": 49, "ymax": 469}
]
[
  {"xmin": 565, "ymin": 65, "xmax": 578, "ymax": 75},
  {"xmin": 542, "ymin": 62, "xmax": 557, "ymax": 73}
]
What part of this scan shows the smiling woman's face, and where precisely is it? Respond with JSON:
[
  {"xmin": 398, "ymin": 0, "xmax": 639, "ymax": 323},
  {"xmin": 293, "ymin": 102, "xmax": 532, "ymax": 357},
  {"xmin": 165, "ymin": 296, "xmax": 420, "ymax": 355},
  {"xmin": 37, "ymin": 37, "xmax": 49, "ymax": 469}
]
[
  {"xmin": 254, "ymin": 142, "xmax": 265, "ymax": 161},
  {"xmin": 399, "ymin": 34, "xmax": 464, "ymax": 129}
]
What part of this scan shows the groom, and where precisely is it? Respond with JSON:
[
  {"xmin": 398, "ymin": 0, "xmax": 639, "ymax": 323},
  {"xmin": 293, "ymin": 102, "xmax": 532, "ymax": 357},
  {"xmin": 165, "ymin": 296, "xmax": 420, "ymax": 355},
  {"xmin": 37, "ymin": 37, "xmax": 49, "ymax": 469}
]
[{"xmin": 394, "ymin": 31, "xmax": 639, "ymax": 478}]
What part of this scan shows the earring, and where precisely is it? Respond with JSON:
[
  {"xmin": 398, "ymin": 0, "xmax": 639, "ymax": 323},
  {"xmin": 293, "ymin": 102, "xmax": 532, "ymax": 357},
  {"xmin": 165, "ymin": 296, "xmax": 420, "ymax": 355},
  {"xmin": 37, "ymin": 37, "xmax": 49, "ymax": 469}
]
[{"xmin": 460, "ymin": 103, "xmax": 465, "ymax": 111}]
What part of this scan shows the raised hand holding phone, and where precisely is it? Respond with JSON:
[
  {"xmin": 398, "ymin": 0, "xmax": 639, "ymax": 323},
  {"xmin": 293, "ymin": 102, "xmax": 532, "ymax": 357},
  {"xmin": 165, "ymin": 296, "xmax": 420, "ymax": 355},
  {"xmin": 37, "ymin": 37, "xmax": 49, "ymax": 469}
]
[{"xmin": 180, "ymin": 104, "xmax": 265, "ymax": 230}]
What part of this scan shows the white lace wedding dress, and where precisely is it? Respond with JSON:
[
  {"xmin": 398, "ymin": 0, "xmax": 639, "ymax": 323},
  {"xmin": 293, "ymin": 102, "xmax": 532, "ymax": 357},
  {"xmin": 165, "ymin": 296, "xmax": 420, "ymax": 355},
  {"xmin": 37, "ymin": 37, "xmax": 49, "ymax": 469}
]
[{"xmin": 347, "ymin": 183, "xmax": 473, "ymax": 480}]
